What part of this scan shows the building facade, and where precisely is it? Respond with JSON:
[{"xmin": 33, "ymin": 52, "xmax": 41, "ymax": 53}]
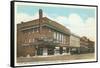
[
  {"xmin": 17, "ymin": 9, "xmax": 94, "ymax": 57},
  {"xmin": 80, "ymin": 36, "xmax": 95, "ymax": 53},
  {"xmin": 69, "ymin": 34, "xmax": 80, "ymax": 54},
  {"xmin": 17, "ymin": 9, "xmax": 71, "ymax": 57}
]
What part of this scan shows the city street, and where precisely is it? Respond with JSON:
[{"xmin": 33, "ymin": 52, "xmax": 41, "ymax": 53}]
[{"xmin": 17, "ymin": 53, "xmax": 95, "ymax": 63}]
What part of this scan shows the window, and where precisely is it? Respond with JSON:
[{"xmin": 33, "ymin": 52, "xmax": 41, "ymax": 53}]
[
  {"xmin": 62, "ymin": 35, "xmax": 64, "ymax": 44},
  {"xmin": 28, "ymin": 32, "xmax": 31, "ymax": 36},
  {"xmin": 57, "ymin": 32, "xmax": 59, "ymax": 41},
  {"xmin": 25, "ymin": 39, "xmax": 27, "ymax": 43},
  {"xmin": 34, "ymin": 28, "xmax": 39, "ymax": 32},
  {"xmin": 33, "ymin": 29, "xmax": 34, "ymax": 33},
  {"xmin": 61, "ymin": 34, "xmax": 62, "ymax": 42},
  {"xmin": 66, "ymin": 36, "xmax": 69, "ymax": 44},
  {"xmin": 53, "ymin": 31, "xmax": 56, "ymax": 39},
  {"xmin": 35, "ymin": 28, "xmax": 39, "ymax": 32},
  {"xmin": 63, "ymin": 37, "xmax": 66, "ymax": 44},
  {"xmin": 59, "ymin": 33, "xmax": 62, "ymax": 42},
  {"xmin": 49, "ymin": 28, "xmax": 51, "ymax": 32},
  {"xmin": 29, "ymin": 39, "xmax": 31, "ymax": 43},
  {"xmin": 33, "ymin": 38, "xmax": 34, "ymax": 43}
]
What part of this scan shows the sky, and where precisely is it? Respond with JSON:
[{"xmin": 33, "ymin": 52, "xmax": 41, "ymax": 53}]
[{"xmin": 15, "ymin": 2, "xmax": 97, "ymax": 41}]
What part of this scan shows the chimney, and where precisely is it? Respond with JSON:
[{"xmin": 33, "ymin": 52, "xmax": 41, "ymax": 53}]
[
  {"xmin": 39, "ymin": 9, "xmax": 43, "ymax": 20},
  {"xmin": 39, "ymin": 9, "xmax": 43, "ymax": 34},
  {"xmin": 21, "ymin": 21, "xmax": 24, "ymax": 24}
]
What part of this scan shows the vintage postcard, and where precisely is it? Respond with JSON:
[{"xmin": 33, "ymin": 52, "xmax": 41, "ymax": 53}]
[{"xmin": 11, "ymin": 1, "xmax": 98, "ymax": 67}]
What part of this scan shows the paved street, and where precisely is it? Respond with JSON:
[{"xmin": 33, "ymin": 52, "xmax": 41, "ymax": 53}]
[{"xmin": 17, "ymin": 53, "xmax": 95, "ymax": 63}]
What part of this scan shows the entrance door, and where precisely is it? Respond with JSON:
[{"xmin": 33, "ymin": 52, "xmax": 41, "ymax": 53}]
[
  {"xmin": 48, "ymin": 48, "xmax": 54, "ymax": 55},
  {"xmin": 37, "ymin": 48, "xmax": 43, "ymax": 55},
  {"xmin": 59, "ymin": 47, "xmax": 63, "ymax": 54}
]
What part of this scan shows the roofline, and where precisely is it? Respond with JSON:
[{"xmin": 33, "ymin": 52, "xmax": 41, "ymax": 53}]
[
  {"xmin": 71, "ymin": 33, "xmax": 80, "ymax": 38},
  {"xmin": 45, "ymin": 24, "xmax": 70, "ymax": 35},
  {"xmin": 18, "ymin": 24, "xmax": 70, "ymax": 35}
]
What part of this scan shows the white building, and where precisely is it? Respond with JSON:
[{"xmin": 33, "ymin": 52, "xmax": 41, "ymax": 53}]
[{"xmin": 69, "ymin": 33, "xmax": 80, "ymax": 54}]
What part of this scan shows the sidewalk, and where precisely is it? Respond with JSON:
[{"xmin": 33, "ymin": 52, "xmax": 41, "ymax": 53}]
[{"xmin": 17, "ymin": 53, "xmax": 95, "ymax": 63}]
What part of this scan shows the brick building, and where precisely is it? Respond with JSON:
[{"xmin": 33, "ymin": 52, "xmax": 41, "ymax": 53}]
[
  {"xmin": 80, "ymin": 36, "xmax": 95, "ymax": 53},
  {"xmin": 17, "ymin": 9, "xmax": 94, "ymax": 57},
  {"xmin": 17, "ymin": 9, "xmax": 72, "ymax": 57}
]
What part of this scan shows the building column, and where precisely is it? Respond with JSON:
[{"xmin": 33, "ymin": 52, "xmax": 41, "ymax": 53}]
[
  {"xmin": 35, "ymin": 49, "xmax": 37, "ymax": 56},
  {"xmin": 26, "ymin": 54, "xmax": 31, "ymax": 58},
  {"xmin": 62, "ymin": 47, "xmax": 66, "ymax": 55},
  {"xmin": 66, "ymin": 47, "xmax": 70, "ymax": 55},
  {"xmin": 43, "ymin": 48, "xmax": 47, "ymax": 56},
  {"xmin": 54, "ymin": 47, "xmax": 60, "ymax": 55},
  {"xmin": 77, "ymin": 47, "xmax": 80, "ymax": 54}
]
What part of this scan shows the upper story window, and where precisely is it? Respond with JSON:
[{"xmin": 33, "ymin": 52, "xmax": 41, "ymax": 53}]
[
  {"xmin": 28, "ymin": 32, "xmax": 31, "ymax": 35},
  {"xmin": 53, "ymin": 31, "xmax": 56, "ymax": 39},
  {"xmin": 49, "ymin": 28, "xmax": 51, "ymax": 32},
  {"xmin": 57, "ymin": 32, "xmax": 59, "ymax": 40},
  {"xmin": 53, "ymin": 31, "xmax": 68, "ymax": 44},
  {"xmin": 59, "ymin": 33, "xmax": 62, "ymax": 42},
  {"xmin": 62, "ymin": 34, "xmax": 64, "ymax": 44},
  {"xmin": 24, "ymin": 39, "xmax": 27, "ymax": 43},
  {"xmin": 63, "ymin": 37, "xmax": 66, "ymax": 44},
  {"xmin": 37, "ymin": 29, "xmax": 39, "ymax": 32},
  {"xmin": 33, "ymin": 38, "xmax": 35, "ymax": 43},
  {"xmin": 29, "ymin": 39, "xmax": 31, "ymax": 43},
  {"xmin": 33, "ymin": 29, "xmax": 34, "ymax": 33},
  {"xmin": 34, "ymin": 28, "xmax": 39, "ymax": 32},
  {"xmin": 43, "ymin": 26, "xmax": 51, "ymax": 32}
]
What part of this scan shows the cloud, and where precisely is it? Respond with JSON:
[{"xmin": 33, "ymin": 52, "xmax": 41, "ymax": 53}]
[
  {"xmin": 54, "ymin": 16, "xmax": 70, "ymax": 27},
  {"xmin": 15, "ymin": 12, "xmax": 40, "ymax": 24},
  {"xmin": 82, "ymin": 17, "xmax": 96, "ymax": 41},
  {"xmin": 54, "ymin": 14, "xmax": 96, "ymax": 41},
  {"xmin": 15, "ymin": 12, "xmax": 53, "ymax": 24}
]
